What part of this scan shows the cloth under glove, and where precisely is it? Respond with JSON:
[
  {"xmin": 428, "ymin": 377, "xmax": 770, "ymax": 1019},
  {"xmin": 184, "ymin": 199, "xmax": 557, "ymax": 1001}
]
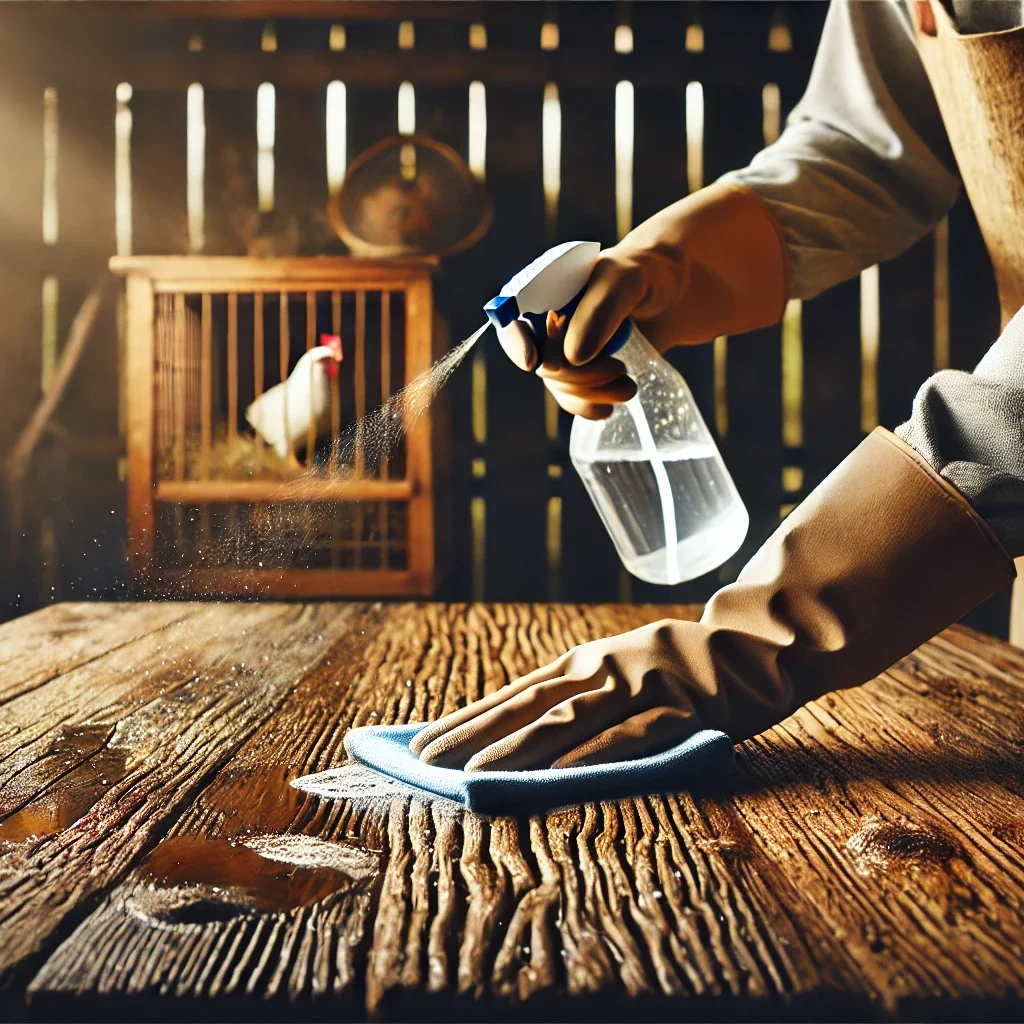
[
  {"xmin": 413, "ymin": 428, "xmax": 1014, "ymax": 771},
  {"xmin": 336, "ymin": 723, "xmax": 733, "ymax": 815}
]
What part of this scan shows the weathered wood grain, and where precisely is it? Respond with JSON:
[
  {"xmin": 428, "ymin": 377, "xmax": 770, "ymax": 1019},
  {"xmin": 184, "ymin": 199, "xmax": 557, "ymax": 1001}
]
[
  {"xmin": 0, "ymin": 602, "xmax": 361, "ymax": 1000},
  {"xmin": 0, "ymin": 601, "xmax": 198, "ymax": 705},
  {"xmin": 4, "ymin": 602, "xmax": 1024, "ymax": 1021}
]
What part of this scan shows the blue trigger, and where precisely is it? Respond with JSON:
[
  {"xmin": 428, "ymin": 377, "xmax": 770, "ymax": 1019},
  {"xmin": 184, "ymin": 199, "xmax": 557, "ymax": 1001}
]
[{"xmin": 520, "ymin": 288, "xmax": 631, "ymax": 357}]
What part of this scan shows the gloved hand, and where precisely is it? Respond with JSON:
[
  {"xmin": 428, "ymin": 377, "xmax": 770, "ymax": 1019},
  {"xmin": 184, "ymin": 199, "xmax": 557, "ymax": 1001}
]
[
  {"xmin": 509, "ymin": 181, "xmax": 791, "ymax": 420},
  {"xmin": 410, "ymin": 622, "xmax": 704, "ymax": 771},
  {"xmin": 534, "ymin": 310, "xmax": 637, "ymax": 421},
  {"xmin": 412, "ymin": 428, "xmax": 1014, "ymax": 771}
]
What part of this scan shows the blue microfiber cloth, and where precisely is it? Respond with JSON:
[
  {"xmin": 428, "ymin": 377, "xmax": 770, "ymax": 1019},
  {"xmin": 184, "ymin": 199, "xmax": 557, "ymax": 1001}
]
[{"xmin": 338, "ymin": 723, "xmax": 734, "ymax": 815}]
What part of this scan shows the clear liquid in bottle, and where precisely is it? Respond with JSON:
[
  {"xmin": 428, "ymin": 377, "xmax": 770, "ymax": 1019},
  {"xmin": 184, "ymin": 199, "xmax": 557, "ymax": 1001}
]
[{"xmin": 569, "ymin": 325, "xmax": 748, "ymax": 584}]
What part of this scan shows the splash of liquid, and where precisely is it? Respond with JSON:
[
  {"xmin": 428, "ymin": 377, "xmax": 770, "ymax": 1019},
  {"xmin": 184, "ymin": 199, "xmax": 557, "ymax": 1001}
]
[
  {"xmin": 323, "ymin": 321, "xmax": 488, "ymax": 479},
  {"xmin": 168, "ymin": 323, "xmax": 489, "ymax": 596},
  {"xmin": 292, "ymin": 762, "xmax": 460, "ymax": 810}
]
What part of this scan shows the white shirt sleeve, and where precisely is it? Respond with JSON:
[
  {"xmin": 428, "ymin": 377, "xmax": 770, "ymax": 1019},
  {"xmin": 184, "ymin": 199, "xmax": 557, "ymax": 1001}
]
[
  {"xmin": 719, "ymin": 0, "xmax": 1024, "ymax": 558},
  {"xmin": 724, "ymin": 0, "xmax": 961, "ymax": 300}
]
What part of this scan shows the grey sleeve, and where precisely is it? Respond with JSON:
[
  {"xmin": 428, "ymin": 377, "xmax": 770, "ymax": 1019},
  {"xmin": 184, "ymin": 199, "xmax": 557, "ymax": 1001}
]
[
  {"xmin": 896, "ymin": 309, "xmax": 1024, "ymax": 558},
  {"xmin": 723, "ymin": 0, "xmax": 961, "ymax": 300}
]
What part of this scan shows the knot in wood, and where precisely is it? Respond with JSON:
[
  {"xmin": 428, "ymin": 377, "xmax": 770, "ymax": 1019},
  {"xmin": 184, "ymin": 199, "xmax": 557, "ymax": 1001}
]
[{"xmin": 846, "ymin": 815, "xmax": 961, "ymax": 875}]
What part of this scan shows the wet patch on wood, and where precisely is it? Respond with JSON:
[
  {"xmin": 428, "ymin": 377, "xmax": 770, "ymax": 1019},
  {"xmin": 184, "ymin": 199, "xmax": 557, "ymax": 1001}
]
[{"xmin": 131, "ymin": 833, "xmax": 379, "ymax": 923}]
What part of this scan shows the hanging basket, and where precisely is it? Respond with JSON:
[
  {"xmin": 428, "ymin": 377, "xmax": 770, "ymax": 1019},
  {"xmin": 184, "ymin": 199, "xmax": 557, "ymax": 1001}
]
[{"xmin": 328, "ymin": 134, "xmax": 491, "ymax": 260}]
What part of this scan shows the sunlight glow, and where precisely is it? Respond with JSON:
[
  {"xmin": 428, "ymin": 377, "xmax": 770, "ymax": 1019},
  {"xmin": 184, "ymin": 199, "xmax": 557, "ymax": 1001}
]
[
  {"xmin": 468, "ymin": 81, "xmax": 487, "ymax": 180},
  {"xmin": 187, "ymin": 83, "xmax": 206, "ymax": 251},
  {"xmin": 615, "ymin": 81, "xmax": 634, "ymax": 241},
  {"xmin": 42, "ymin": 87, "xmax": 58, "ymax": 245},
  {"xmin": 685, "ymin": 81, "xmax": 704, "ymax": 193},
  {"xmin": 256, "ymin": 82, "xmax": 275, "ymax": 213},
  {"xmin": 398, "ymin": 81, "xmax": 416, "ymax": 135},
  {"xmin": 115, "ymin": 83, "xmax": 133, "ymax": 255},
  {"xmin": 542, "ymin": 83, "xmax": 561, "ymax": 236},
  {"xmin": 326, "ymin": 81, "xmax": 347, "ymax": 194}
]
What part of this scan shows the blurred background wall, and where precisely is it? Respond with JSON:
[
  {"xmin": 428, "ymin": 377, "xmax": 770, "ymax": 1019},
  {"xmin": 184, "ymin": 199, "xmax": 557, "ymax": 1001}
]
[{"xmin": 0, "ymin": 1, "xmax": 1007, "ymax": 633}]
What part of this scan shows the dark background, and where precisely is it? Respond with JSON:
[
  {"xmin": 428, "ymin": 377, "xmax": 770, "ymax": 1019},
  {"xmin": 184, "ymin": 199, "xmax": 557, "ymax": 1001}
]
[{"xmin": 0, "ymin": 2, "xmax": 1007, "ymax": 633}]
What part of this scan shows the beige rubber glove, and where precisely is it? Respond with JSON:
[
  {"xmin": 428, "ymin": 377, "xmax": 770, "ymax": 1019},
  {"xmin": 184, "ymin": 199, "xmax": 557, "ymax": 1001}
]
[
  {"xmin": 412, "ymin": 429, "xmax": 1014, "ymax": 771},
  {"xmin": 533, "ymin": 310, "xmax": 638, "ymax": 420},
  {"xmin": 509, "ymin": 181, "xmax": 791, "ymax": 420}
]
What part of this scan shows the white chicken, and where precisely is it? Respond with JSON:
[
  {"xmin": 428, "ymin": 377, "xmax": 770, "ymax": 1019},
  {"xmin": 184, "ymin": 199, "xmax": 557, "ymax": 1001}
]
[{"xmin": 245, "ymin": 336, "xmax": 343, "ymax": 462}]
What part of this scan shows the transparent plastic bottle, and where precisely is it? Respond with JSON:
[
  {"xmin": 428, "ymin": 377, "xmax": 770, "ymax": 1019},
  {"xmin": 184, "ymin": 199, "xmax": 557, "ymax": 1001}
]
[{"xmin": 570, "ymin": 322, "xmax": 748, "ymax": 585}]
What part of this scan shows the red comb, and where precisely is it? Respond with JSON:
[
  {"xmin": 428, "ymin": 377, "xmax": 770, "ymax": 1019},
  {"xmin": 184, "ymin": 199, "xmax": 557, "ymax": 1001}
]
[{"xmin": 321, "ymin": 333, "xmax": 344, "ymax": 362}]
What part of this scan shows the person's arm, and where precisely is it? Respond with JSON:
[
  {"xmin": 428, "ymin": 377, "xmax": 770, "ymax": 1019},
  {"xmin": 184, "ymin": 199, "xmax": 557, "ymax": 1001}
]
[
  {"xmin": 412, "ymin": 307, "xmax": 1024, "ymax": 771},
  {"xmin": 726, "ymin": 0, "xmax": 959, "ymax": 300},
  {"xmin": 538, "ymin": 0, "xmax": 961, "ymax": 418},
  {"xmin": 897, "ymin": 308, "xmax": 1024, "ymax": 557},
  {"xmin": 411, "ymin": 417, "xmax": 1013, "ymax": 770}
]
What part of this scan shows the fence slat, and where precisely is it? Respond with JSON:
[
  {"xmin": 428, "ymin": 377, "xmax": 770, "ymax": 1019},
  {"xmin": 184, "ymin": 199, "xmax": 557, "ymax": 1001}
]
[
  {"xmin": 275, "ymin": 85, "xmax": 333, "ymax": 257},
  {"xmin": 0, "ymin": 48, "xmax": 49, "ymax": 611},
  {"xmin": 200, "ymin": 292, "xmax": 212, "ymax": 477},
  {"xmin": 132, "ymin": 90, "xmax": 189, "ymax": 255},
  {"xmin": 468, "ymin": 6, "xmax": 547, "ymax": 602},
  {"xmin": 700, "ymin": 1, "xmax": 782, "ymax": 592},
  {"xmin": 345, "ymin": 22, "xmax": 399, "ymax": 168},
  {"xmin": 947, "ymin": 194, "xmax": 1008, "ymax": 638},
  {"xmin": 631, "ymin": 5, "xmax": 689, "ymax": 228},
  {"xmin": 415, "ymin": 68, "xmax": 473, "ymax": 596},
  {"xmin": 173, "ymin": 293, "xmax": 187, "ymax": 481},
  {"xmin": 330, "ymin": 290, "xmax": 342, "ymax": 474},
  {"xmin": 948, "ymin": 195, "xmax": 1000, "ymax": 370},
  {"xmin": 631, "ymin": 1, "xmax": 715, "ymax": 605},
  {"xmin": 555, "ymin": 3, "xmax": 622, "ymax": 603},
  {"xmin": 802, "ymin": 280, "xmax": 862, "ymax": 489},
  {"xmin": 48, "ymin": 85, "xmax": 121, "ymax": 600},
  {"xmin": 227, "ymin": 292, "xmax": 238, "ymax": 441},
  {"xmin": 878, "ymin": 235, "xmax": 934, "ymax": 431},
  {"xmin": 204, "ymin": 89, "xmax": 257, "ymax": 255}
]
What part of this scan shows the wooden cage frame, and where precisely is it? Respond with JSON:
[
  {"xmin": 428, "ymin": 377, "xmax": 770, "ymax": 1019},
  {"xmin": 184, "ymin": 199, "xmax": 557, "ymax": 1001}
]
[{"xmin": 111, "ymin": 255, "xmax": 439, "ymax": 598}]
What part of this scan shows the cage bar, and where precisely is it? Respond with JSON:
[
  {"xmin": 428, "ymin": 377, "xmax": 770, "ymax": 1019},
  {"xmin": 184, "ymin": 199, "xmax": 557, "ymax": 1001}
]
[
  {"xmin": 381, "ymin": 291, "xmax": 391, "ymax": 566},
  {"xmin": 279, "ymin": 290, "xmax": 289, "ymax": 385},
  {"xmin": 305, "ymin": 290, "xmax": 316, "ymax": 466},
  {"xmin": 200, "ymin": 292, "xmax": 212, "ymax": 478},
  {"xmin": 227, "ymin": 293, "xmax": 238, "ymax": 442},
  {"xmin": 353, "ymin": 290, "xmax": 366, "ymax": 566},
  {"xmin": 354, "ymin": 290, "xmax": 367, "ymax": 477},
  {"xmin": 380, "ymin": 291, "xmax": 391, "ymax": 479},
  {"xmin": 254, "ymin": 292, "xmax": 264, "ymax": 396},
  {"xmin": 173, "ymin": 293, "xmax": 186, "ymax": 480},
  {"xmin": 330, "ymin": 290, "xmax": 342, "ymax": 476}
]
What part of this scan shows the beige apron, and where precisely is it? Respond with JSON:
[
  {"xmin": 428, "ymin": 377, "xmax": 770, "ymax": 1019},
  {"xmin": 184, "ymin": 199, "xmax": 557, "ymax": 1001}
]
[
  {"xmin": 915, "ymin": 0, "xmax": 1024, "ymax": 329},
  {"xmin": 914, "ymin": 0, "xmax": 1024, "ymax": 640}
]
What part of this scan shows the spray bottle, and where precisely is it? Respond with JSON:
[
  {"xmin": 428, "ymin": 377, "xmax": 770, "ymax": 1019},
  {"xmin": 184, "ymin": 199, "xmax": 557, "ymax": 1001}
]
[{"xmin": 484, "ymin": 241, "xmax": 748, "ymax": 585}]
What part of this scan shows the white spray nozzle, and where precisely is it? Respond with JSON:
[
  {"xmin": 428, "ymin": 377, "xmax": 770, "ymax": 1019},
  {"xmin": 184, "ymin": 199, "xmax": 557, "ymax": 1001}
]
[
  {"xmin": 487, "ymin": 241, "xmax": 600, "ymax": 326},
  {"xmin": 484, "ymin": 241, "xmax": 631, "ymax": 369}
]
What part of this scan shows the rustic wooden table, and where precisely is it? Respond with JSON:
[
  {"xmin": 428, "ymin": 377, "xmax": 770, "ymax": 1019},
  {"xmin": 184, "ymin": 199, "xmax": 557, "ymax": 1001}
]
[{"xmin": 2, "ymin": 601, "xmax": 1024, "ymax": 1022}]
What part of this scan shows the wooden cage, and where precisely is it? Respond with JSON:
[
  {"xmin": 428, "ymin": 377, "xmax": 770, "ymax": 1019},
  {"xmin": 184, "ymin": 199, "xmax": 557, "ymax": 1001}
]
[{"xmin": 112, "ymin": 255, "xmax": 438, "ymax": 598}]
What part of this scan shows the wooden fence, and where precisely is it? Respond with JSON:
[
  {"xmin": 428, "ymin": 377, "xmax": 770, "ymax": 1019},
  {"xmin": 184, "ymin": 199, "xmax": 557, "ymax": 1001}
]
[{"xmin": 0, "ymin": 1, "xmax": 1008, "ymax": 634}]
